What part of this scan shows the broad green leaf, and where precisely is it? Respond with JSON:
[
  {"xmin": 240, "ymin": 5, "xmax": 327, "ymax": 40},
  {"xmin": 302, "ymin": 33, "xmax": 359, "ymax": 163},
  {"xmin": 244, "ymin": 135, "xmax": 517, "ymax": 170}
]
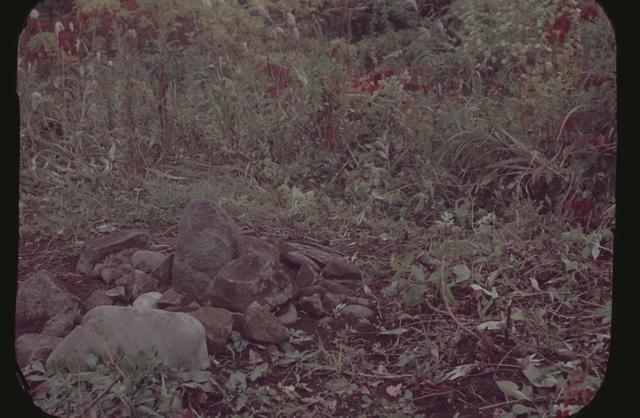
[
  {"xmin": 496, "ymin": 380, "xmax": 530, "ymax": 401},
  {"xmin": 249, "ymin": 362, "xmax": 268, "ymax": 382},
  {"xmin": 413, "ymin": 266, "xmax": 425, "ymax": 282},
  {"xmin": 225, "ymin": 371, "xmax": 247, "ymax": 392},
  {"xmin": 406, "ymin": 285, "xmax": 425, "ymax": 306},
  {"xmin": 453, "ymin": 264, "xmax": 471, "ymax": 282}
]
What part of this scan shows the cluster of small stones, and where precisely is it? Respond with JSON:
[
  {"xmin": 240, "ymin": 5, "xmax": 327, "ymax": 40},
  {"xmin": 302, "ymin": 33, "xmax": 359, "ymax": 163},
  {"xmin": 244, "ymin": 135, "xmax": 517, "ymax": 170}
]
[{"xmin": 15, "ymin": 199, "xmax": 374, "ymax": 372}]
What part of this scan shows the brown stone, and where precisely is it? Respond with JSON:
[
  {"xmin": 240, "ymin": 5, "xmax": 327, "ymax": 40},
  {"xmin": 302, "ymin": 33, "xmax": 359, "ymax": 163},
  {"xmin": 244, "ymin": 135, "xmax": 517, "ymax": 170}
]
[
  {"xmin": 76, "ymin": 230, "xmax": 150, "ymax": 274},
  {"xmin": 322, "ymin": 258, "xmax": 361, "ymax": 280},
  {"xmin": 189, "ymin": 307, "xmax": 233, "ymax": 354},
  {"xmin": 241, "ymin": 302, "xmax": 289, "ymax": 344}
]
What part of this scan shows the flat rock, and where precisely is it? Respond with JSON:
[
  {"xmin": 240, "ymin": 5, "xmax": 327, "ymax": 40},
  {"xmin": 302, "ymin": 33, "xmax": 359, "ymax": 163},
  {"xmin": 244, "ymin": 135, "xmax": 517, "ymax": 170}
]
[
  {"xmin": 322, "ymin": 258, "xmax": 361, "ymax": 280},
  {"xmin": 189, "ymin": 307, "xmax": 233, "ymax": 354},
  {"xmin": 285, "ymin": 251, "xmax": 321, "ymax": 272},
  {"xmin": 156, "ymin": 288, "xmax": 187, "ymax": 308},
  {"xmin": 298, "ymin": 293, "xmax": 325, "ymax": 318},
  {"xmin": 16, "ymin": 271, "xmax": 79, "ymax": 330},
  {"xmin": 172, "ymin": 200, "xmax": 245, "ymax": 302},
  {"xmin": 206, "ymin": 251, "xmax": 295, "ymax": 312},
  {"xmin": 286, "ymin": 242, "xmax": 340, "ymax": 267},
  {"xmin": 76, "ymin": 230, "xmax": 150, "ymax": 274},
  {"xmin": 321, "ymin": 280, "xmax": 351, "ymax": 295},
  {"xmin": 338, "ymin": 304, "xmax": 374, "ymax": 320},
  {"xmin": 241, "ymin": 302, "xmax": 289, "ymax": 344},
  {"xmin": 131, "ymin": 250, "xmax": 166, "ymax": 273},
  {"xmin": 46, "ymin": 306, "xmax": 209, "ymax": 371},
  {"xmin": 132, "ymin": 292, "xmax": 163, "ymax": 310},
  {"xmin": 42, "ymin": 311, "xmax": 80, "ymax": 337},
  {"xmin": 85, "ymin": 290, "xmax": 113, "ymax": 310},
  {"xmin": 16, "ymin": 333, "xmax": 62, "ymax": 369}
]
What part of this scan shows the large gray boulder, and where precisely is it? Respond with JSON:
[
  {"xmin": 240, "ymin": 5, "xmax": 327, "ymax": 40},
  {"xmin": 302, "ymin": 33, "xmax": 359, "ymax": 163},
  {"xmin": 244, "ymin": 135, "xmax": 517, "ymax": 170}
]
[
  {"xmin": 46, "ymin": 306, "xmax": 209, "ymax": 371},
  {"xmin": 76, "ymin": 230, "xmax": 150, "ymax": 274},
  {"xmin": 16, "ymin": 271, "xmax": 79, "ymax": 330},
  {"xmin": 205, "ymin": 251, "xmax": 295, "ymax": 312},
  {"xmin": 172, "ymin": 200, "xmax": 244, "ymax": 301}
]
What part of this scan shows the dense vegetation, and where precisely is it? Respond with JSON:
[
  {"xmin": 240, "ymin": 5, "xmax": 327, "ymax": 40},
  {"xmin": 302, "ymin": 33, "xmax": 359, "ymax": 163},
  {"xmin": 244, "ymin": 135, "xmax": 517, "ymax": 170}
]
[{"xmin": 18, "ymin": 0, "xmax": 615, "ymax": 416}]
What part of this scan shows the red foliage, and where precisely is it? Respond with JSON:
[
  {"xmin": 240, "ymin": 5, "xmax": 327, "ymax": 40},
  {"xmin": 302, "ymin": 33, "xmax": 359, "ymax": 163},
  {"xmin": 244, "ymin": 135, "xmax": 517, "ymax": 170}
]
[
  {"xmin": 564, "ymin": 194, "xmax": 594, "ymax": 216},
  {"xmin": 255, "ymin": 61, "xmax": 294, "ymax": 97},
  {"xmin": 579, "ymin": 1, "xmax": 599, "ymax": 22},
  {"xmin": 546, "ymin": 12, "xmax": 571, "ymax": 44}
]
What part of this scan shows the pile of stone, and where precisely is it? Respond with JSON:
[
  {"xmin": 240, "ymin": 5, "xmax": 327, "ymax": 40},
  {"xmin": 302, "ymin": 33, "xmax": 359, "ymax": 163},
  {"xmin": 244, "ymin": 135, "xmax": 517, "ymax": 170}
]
[{"xmin": 15, "ymin": 199, "xmax": 374, "ymax": 372}]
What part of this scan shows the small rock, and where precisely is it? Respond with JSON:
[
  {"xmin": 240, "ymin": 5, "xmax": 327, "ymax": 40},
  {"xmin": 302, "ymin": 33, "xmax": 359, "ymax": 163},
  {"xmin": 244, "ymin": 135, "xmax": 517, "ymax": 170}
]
[
  {"xmin": 89, "ymin": 263, "xmax": 105, "ymax": 279},
  {"xmin": 152, "ymin": 253, "xmax": 174, "ymax": 286},
  {"xmin": 100, "ymin": 267, "xmax": 123, "ymax": 285},
  {"xmin": 294, "ymin": 263, "xmax": 320, "ymax": 289},
  {"xmin": 76, "ymin": 229, "xmax": 150, "ymax": 274},
  {"xmin": 16, "ymin": 271, "xmax": 80, "ymax": 330},
  {"xmin": 131, "ymin": 271, "xmax": 158, "ymax": 298},
  {"xmin": 345, "ymin": 296, "xmax": 371, "ymax": 307},
  {"xmin": 104, "ymin": 286, "xmax": 127, "ymax": 301},
  {"xmin": 131, "ymin": 250, "xmax": 166, "ymax": 273},
  {"xmin": 42, "ymin": 311, "xmax": 80, "ymax": 337},
  {"xmin": 298, "ymin": 293, "xmax": 325, "ymax": 318},
  {"xmin": 132, "ymin": 292, "xmax": 163, "ymax": 310},
  {"xmin": 338, "ymin": 304, "xmax": 374, "ymax": 320},
  {"xmin": 85, "ymin": 290, "xmax": 114, "ymax": 310},
  {"xmin": 46, "ymin": 306, "xmax": 209, "ymax": 371},
  {"xmin": 182, "ymin": 301, "xmax": 201, "ymax": 312},
  {"xmin": 297, "ymin": 285, "xmax": 326, "ymax": 298},
  {"xmin": 189, "ymin": 307, "xmax": 233, "ymax": 354},
  {"xmin": 322, "ymin": 280, "xmax": 350, "ymax": 295},
  {"xmin": 16, "ymin": 333, "xmax": 62, "ymax": 369},
  {"xmin": 322, "ymin": 258, "xmax": 361, "ymax": 280},
  {"xmin": 322, "ymin": 292, "xmax": 346, "ymax": 309},
  {"xmin": 285, "ymin": 251, "xmax": 321, "ymax": 272},
  {"xmin": 157, "ymin": 288, "xmax": 187, "ymax": 309},
  {"xmin": 242, "ymin": 302, "xmax": 289, "ymax": 344},
  {"xmin": 277, "ymin": 303, "xmax": 298, "ymax": 325},
  {"xmin": 241, "ymin": 236, "xmax": 280, "ymax": 261}
]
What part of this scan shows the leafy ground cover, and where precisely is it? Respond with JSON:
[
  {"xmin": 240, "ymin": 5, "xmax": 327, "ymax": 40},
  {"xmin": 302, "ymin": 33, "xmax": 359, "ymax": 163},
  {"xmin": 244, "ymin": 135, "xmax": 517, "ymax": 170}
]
[{"xmin": 17, "ymin": 1, "xmax": 615, "ymax": 416}]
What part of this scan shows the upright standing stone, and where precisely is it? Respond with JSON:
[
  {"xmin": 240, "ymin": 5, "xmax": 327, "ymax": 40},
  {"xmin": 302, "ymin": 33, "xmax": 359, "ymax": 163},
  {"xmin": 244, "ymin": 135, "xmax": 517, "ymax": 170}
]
[{"xmin": 172, "ymin": 200, "xmax": 244, "ymax": 302}]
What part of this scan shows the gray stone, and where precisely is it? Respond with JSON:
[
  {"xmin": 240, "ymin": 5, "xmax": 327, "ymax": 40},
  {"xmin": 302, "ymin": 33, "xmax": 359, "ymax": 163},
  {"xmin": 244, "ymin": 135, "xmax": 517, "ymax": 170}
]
[
  {"xmin": 206, "ymin": 251, "xmax": 295, "ymax": 312},
  {"xmin": 131, "ymin": 250, "xmax": 166, "ymax": 273},
  {"xmin": 172, "ymin": 200, "xmax": 245, "ymax": 302},
  {"xmin": 182, "ymin": 301, "xmax": 201, "ymax": 312},
  {"xmin": 322, "ymin": 258, "xmax": 361, "ymax": 280},
  {"xmin": 189, "ymin": 307, "xmax": 233, "ymax": 354},
  {"xmin": 298, "ymin": 293, "xmax": 325, "ymax": 318},
  {"xmin": 100, "ymin": 267, "xmax": 124, "ymax": 285},
  {"xmin": 85, "ymin": 290, "xmax": 113, "ymax": 310},
  {"xmin": 152, "ymin": 253, "xmax": 174, "ymax": 286},
  {"xmin": 46, "ymin": 306, "xmax": 209, "ymax": 371},
  {"xmin": 322, "ymin": 292, "xmax": 346, "ymax": 309},
  {"xmin": 338, "ymin": 304, "xmax": 374, "ymax": 319},
  {"xmin": 16, "ymin": 333, "xmax": 62, "ymax": 369},
  {"xmin": 16, "ymin": 271, "xmax": 79, "ymax": 330},
  {"xmin": 294, "ymin": 263, "xmax": 320, "ymax": 289},
  {"xmin": 132, "ymin": 292, "xmax": 163, "ymax": 310},
  {"xmin": 297, "ymin": 285, "xmax": 327, "ymax": 298},
  {"xmin": 131, "ymin": 271, "xmax": 158, "ymax": 298},
  {"xmin": 322, "ymin": 280, "xmax": 351, "ymax": 295},
  {"xmin": 89, "ymin": 263, "xmax": 105, "ymax": 279},
  {"xmin": 241, "ymin": 302, "xmax": 289, "ymax": 344},
  {"xmin": 76, "ymin": 230, "xmax": 150, "ymax": 274},
  {"xmin": 285, "ymin": 242, "xmax": 338, "ymax": 267},
  {"xmin": 277, "ymin": 303, "xmax": 298, "ymax": 325},
  {"xmin": 156, "ymin": 288, "xmax": 187, "ymax": 309},
  {"xmin": 104, "ymin": 286, "xmax": 126, "ymax": 301},
  {"xmin": 345, "ymin": 296, "xmax": 371, "ymax": 307},
  {"xmin": 285, "ymin": 251, "xmax": 321, "ymax": 272},
  {"xmin": 241, "ymin": 236, "xmax": 280, "ymax": 261},
  {"xmin": 42, "ymin": 311, "xmax": 80, "ymax": 337}
]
